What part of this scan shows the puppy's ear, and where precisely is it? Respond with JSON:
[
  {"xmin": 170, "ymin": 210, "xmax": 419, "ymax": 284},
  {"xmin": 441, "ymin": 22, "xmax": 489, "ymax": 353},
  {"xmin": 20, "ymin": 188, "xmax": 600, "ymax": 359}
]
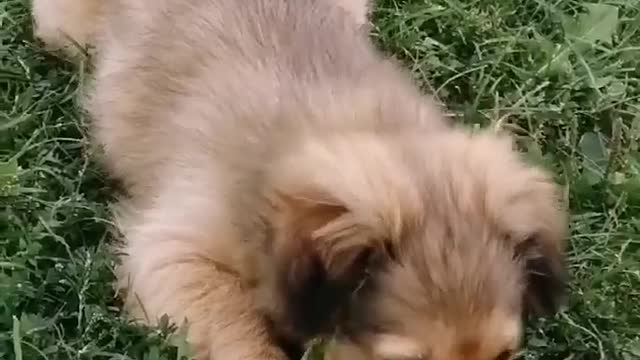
[
  {"xmin": 515, "ymin": 234, "xmax": 568, "ymax": 318},
  {"xmin": 268, "ymin": 189, "xmax": 384, "ymax": 339}
]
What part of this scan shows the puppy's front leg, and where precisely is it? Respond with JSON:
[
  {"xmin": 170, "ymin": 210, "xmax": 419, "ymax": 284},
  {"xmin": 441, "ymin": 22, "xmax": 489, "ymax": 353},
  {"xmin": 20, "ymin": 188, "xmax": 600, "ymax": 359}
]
[{"xmin": 118, "ymin": 227, "xmax": 287, "ymax": 360}]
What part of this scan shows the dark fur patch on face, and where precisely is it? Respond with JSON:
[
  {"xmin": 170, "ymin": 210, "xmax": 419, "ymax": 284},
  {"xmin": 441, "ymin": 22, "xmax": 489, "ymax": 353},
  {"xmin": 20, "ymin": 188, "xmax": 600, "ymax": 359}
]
[
  {"xmin": 277, "ymin": 245, "xmax": 373, "ymax": 339},
  {"xmin": 515, "ymin": 236, "xmax": 568, "ymax": 317},
  {"xmin": 274, "ymin": 334, "xmax": 305, "ymax": 360},
  {"xmin": 267, "ymin": 189, "xmax": 396, "ymax": 341},
  {"xmin": 264, "ymin": 315, "xmax": 306, "ymax": 360}
]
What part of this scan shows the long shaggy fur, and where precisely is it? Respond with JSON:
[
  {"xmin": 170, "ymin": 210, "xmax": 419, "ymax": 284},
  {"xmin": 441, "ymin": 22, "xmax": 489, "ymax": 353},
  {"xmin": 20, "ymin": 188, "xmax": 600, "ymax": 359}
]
[{"xmin": 32, "ymin": 1, "xmax": 568, "ymax": 359}]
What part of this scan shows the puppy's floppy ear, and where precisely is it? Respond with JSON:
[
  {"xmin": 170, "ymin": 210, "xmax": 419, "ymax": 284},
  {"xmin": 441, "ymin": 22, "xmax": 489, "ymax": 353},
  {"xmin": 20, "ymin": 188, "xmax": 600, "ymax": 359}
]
[
  {"xmin": 267, "ymin": 189, "xmax": 384, "ymax": 339},
  {"xmin": 515, "ymin": 233, "xmax": 568, "ymax": 317}
]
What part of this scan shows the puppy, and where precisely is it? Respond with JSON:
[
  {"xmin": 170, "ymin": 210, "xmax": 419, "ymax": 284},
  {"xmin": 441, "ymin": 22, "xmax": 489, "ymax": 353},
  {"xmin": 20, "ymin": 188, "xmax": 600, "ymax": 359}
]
[{"xmin": 32, "ymin": 1, "xmax": 568, "ymax": 360}]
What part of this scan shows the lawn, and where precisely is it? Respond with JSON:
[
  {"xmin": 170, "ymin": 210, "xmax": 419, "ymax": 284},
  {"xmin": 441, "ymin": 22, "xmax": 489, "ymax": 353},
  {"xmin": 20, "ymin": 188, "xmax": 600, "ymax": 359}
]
[{"xmin": 1, "ymin": 0, "xmax": 639, "ymax": 359}]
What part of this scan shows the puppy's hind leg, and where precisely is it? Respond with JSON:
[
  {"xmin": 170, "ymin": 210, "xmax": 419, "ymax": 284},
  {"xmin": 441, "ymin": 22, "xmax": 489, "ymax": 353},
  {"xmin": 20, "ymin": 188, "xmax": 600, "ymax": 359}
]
[{"xmin": 32, "ymin": 0, "xmax": 103, "ymax": 56}]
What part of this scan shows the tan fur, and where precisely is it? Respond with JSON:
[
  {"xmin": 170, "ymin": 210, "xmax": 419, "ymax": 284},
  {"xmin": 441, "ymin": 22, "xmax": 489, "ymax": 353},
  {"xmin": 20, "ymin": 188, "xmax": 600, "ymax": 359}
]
[
  {"xmin": 334, "ymin": 0, "xmax": 370, "ymax": 26},
  {"xmin": 329, "ymin": 313, "xmax": 520, "ymax": 360},
  {"xmin": 31, "ymin": 0, "xmax": 368, "ymax": 55},
  {"xmin": 33, "ymin": 1, "xmax": 567, "ymax": 359}
]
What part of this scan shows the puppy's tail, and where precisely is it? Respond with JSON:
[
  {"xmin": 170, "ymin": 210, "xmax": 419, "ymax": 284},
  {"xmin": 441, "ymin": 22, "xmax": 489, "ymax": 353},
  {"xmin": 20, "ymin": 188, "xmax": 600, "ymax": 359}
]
[{"xmin": 32, "ymin": 0, "xmax": 104, "ymax": 56}]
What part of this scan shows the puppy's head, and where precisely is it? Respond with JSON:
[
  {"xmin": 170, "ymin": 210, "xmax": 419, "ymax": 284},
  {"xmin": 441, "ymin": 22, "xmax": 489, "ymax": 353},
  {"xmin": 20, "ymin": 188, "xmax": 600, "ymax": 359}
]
[{"xmin": 260, "ymin": 129, "xmax": 567, "ymax": 359}]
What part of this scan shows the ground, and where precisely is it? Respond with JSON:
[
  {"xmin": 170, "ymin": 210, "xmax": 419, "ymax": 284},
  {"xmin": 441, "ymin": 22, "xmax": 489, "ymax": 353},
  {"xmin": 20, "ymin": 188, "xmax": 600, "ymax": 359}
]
[{"xmin": 1, "ymin": 0, "xmax": 639, "ymax": 359}]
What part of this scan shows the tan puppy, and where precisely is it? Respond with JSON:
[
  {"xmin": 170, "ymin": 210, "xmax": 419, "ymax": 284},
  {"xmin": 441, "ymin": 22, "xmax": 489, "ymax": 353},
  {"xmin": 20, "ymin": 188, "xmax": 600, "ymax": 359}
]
[{"xmin": 32, "ymin": 1, "xmax": 568, "ymax": 360}]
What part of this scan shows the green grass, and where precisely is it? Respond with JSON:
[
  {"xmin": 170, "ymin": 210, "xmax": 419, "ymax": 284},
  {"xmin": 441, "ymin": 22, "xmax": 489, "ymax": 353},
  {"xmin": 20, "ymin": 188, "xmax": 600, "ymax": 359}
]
[{"xmin": 1, "ymin": 0, "xmax": 639, "ymax": 359}]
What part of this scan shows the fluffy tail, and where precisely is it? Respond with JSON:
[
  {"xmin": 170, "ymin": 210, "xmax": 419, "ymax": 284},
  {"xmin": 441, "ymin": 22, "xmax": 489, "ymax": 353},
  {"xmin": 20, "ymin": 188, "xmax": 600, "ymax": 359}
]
[{"xmin": 32, "ymin": 0, "xmax": 103, "ymax": 56}]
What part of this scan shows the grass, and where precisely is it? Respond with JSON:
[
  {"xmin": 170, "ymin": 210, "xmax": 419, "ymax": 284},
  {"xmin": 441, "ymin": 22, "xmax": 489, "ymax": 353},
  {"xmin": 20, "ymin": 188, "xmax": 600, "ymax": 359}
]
[{"xmin": 1, "ymin": 0, "xmax": 639, "ymax": 359}]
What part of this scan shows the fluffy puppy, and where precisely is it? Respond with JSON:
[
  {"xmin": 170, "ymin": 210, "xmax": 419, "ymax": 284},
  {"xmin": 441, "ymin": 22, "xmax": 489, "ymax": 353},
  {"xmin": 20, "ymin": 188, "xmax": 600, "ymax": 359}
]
[{"xmin": 32, "ymin": 1, "xmax": 568, "ymax": 360}]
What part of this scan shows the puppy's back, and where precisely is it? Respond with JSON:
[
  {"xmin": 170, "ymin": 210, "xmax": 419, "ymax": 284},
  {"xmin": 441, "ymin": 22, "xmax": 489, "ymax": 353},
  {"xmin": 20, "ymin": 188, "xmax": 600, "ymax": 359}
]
[{"xmin": 89, "ymin": 0, "xmax": 440, "ymax": 195}]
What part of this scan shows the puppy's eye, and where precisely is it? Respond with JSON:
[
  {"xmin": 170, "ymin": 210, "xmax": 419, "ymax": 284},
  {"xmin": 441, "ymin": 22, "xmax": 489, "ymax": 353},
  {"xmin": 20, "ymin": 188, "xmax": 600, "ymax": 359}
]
[{"xmin": 495, "ymin": 350, "xmax": 513, "ymax": 360}]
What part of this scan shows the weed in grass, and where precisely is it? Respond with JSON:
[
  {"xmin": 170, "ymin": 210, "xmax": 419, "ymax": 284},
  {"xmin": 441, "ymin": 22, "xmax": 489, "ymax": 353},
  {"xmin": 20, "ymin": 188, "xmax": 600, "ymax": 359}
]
[{"xmin": 1, "ymin": 0, "xmax": 639, "ymax": 359}]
